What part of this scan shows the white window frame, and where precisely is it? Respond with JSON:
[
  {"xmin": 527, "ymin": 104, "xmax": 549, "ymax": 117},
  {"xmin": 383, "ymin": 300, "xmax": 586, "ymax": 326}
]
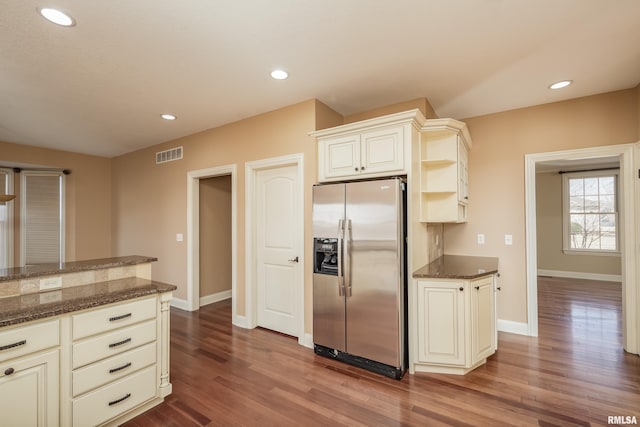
[
  {"xmin": 562, "ymin": 169, "xmax": 620, "ymax": 256},
  {"xmin": 0, "ymin": 168, "xmax": 15, "ymax": 269},
  {"xmin": 20, "ymin": 171, "xmax": 65, "ymax": 266}
]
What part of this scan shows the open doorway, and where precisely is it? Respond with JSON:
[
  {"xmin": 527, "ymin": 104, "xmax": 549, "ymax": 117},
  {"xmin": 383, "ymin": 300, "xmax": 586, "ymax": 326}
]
[
  {"xmin": 186, "ymin": 165, "xmax": 238, "ymax": 323},
  {"xmin": 524, "ymin": 144, "xmax": 638, "ymax": 354},
  {"xmin": 534, "ymin": 157, "xmax": 623, "ymax": 352},
  {"xmin": 199, "ymin": 175, "xmax": 232, "ymax": 306}
]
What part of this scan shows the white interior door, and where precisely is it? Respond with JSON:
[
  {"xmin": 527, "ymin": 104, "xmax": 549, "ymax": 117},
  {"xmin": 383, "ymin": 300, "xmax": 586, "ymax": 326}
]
[{"xmin": 256, "ymin": 165, "xmax": 300, "ymax": 336}]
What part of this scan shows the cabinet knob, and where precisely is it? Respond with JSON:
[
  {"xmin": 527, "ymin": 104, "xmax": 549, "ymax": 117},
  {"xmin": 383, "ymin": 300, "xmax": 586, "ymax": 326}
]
[
  {"xmin": 361, "ymin": 166, "xmax": 365, "ymax": 171},
  {"xmin": 354, "ymin": 167, "xmax": 359, "ymax": 171},
  {"xmin": 459, "ymin": 287, "xmax": 464, "ymax": 292},
  {"xmin": 497, "ymin": 287, "xmax": 502, "ymax": 291},
  {"xmin": 474, "ymin": 286, "xmax": 480, "ymax": 290},
  {"xmin": 4, "ymin": 367, "xmax": 15, "ymax": 376}
]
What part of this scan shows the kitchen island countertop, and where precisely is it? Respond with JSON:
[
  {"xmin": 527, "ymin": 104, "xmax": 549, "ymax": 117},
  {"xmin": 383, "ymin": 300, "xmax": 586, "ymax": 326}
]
[
  {"xmin": 0, "ymin": 255, "xmax": 157, "ymax": 283},
  {"xmin": 413, "ymin": 254, "xmax": 499, "ymax": 280},
  {"xmin": 0, "ymin": 276, "xmax": 176, "ymax": 328}
]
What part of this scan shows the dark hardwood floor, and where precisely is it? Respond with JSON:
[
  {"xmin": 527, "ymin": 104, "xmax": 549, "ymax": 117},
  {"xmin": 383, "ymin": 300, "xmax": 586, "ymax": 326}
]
[{"xmin": 124, "ymin": 278, "xmax": 640, "ymax": 426}]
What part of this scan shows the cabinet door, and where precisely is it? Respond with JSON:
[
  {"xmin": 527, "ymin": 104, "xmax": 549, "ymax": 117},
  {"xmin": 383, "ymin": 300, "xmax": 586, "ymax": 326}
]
[
  {"xmin": 471, "ymin": 276, "xmax": 495, "ymax": 364},
  {"xmin": 319, "ymin": 135, "xmax": 361, "ymax": 180},
  {"xmin": 417, "ymin": 281, "xmax": 466, "ymax": 366},
  {"xmin": 360, "ymin": 126, "xmax": 404, "ymax": 175},
  {"xmin": 457, "ymin": 140, "xmax": 469, "ymax": 204},
  {"xmin": 0, "ymin": 349, "xmax": 59, "ymax": 427}
]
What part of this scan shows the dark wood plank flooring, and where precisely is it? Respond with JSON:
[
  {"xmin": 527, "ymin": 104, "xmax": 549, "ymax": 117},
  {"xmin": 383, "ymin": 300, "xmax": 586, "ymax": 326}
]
[{"xmin": 124, "ymin": 278, "xmax": 640, "ymax": 426}]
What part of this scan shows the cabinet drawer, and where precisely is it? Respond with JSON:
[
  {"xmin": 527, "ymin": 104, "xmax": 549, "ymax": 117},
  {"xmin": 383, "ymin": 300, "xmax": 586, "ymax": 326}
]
[
  {"xmin": 73, "ymin": 342, "xmax": 156, "ymax": 397},
  {"xmin": 73, "ymin": 320, "xmax": 156, "ymax": 369},
  {"xmin": 73, "ymin": 365, "xmax": 157, "ymax": 427},
  {"xmin": 0, "ymin": 319, "xmax": 59, "ymax": 363},
  {"xmin": 72, "ymin": 297, "xmax": 156, "ymax": 340}
]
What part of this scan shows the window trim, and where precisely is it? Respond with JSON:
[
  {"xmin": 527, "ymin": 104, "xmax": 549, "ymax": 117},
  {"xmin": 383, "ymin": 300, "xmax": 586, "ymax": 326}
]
[
  {"xmin": 19, "ymin": 171, "xmax": 65, "ymax": 266},
  {"xmin": 561, "ymin": 169, "xmax": 620, "ymax": 256},
  {"xmin": 0, "ymin": 168, "xmax": 15, "ymax": 269}
]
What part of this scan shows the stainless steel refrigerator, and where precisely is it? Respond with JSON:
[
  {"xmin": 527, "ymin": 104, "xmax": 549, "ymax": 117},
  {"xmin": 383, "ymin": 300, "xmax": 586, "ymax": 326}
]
[{"xmin": 312, "ymin": 177, "xmax": 406, "ymax": 379}]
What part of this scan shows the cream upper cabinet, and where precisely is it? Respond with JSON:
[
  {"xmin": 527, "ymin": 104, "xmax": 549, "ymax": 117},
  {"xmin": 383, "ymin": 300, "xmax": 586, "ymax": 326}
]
[
  {"xmin": 419, "ymin": 118, "xmax": 472, "ymax": 223},
  {"xmin": 415, "ymin": 274, "xmax": 496, "ymax": 374},
  {"xmin": 319, "ymin": 134, "xmax": 361, "ymax": 180},
  {"xmin": 0, "ymin": 319, "xmax": 60, "ymax": 427},
  {"xmin": 312, "ymin": 110, "xmax": 424, "ymax": 183}
]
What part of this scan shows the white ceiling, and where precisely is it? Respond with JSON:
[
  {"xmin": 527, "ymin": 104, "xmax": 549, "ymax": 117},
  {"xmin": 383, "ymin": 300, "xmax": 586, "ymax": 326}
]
[{"xmin": 1, "ymin": 1, "xmax": 639, "ymax": 158}]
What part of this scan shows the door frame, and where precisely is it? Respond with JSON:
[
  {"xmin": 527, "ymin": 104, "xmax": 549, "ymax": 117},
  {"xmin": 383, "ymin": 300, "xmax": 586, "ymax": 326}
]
[
  {"xmin": 186, "ymin": 164, "xmax": 238, "ymax": 321},
  {"xmin": 524, "ymin": 143, "xmax": 638, "ymax": 354},
  {"xmin": 245, "ymin": 153, "xmax": 305, "ymax": 345}
]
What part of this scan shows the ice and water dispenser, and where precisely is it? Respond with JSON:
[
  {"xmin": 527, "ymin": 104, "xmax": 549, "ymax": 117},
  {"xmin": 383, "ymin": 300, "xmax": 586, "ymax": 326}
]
[{"xmin": 313, "ymin": 238, "xmax": 338, "ymax": 275}]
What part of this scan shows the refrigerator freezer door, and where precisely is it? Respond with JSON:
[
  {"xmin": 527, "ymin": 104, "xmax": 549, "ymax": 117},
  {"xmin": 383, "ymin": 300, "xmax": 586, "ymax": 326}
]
[
  {"xmin": 312, "ymin": 183, "xmax": 346, "ymax": 351},
  {"xmin": 312, "ymin": 183, "xmax": 345, "ymax": 239},
  {"xmin": 345, "ymin": 178, "xmax": 403, "ymax": 368}
]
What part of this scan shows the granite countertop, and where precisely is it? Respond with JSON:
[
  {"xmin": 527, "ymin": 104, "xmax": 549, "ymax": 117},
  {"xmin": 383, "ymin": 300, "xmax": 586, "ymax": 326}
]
[
  {"xmin": 0, "ymin": 277, "xmax": 176, "ymax": 328},
  {"xmin": 413, "ymin": 254, "xmax": 499, "ymax": 279},
  {"xmin": 0, "ymin": 255, "xmax": 158, "ymax": 283}
]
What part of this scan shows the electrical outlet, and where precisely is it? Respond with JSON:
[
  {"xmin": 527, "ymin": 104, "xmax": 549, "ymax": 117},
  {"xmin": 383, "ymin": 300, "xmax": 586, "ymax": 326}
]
[
  {"xmin": 477, "ymin": 234, "xmax": 485, "ymax": 245},
  {"xmin": 505, "ymin": 234, "xmax": 513, "ymax": 245},
  {"xmin": 39, "ymin": 276, "xmax": 62, "ymax": 291}
]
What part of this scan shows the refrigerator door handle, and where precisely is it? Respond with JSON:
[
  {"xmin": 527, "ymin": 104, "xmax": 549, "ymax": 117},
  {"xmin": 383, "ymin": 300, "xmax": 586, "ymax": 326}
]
[
  {"xmin": 337, "ymin": 219, "xmax": 345, "ymax": 297},
  {"xmin": 344, "ymin": 218, "xmax": 352, "ymax": 297}
]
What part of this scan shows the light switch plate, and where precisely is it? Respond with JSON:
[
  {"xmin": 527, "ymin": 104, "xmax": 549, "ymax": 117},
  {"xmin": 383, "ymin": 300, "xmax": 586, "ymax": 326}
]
[
  {"xmin": 176, "ymin": 233, "xmax": 184, "ymax": 242},
  {"xmin": 505, "ymin": 234, "xmax": 513, "ymax": 245}
]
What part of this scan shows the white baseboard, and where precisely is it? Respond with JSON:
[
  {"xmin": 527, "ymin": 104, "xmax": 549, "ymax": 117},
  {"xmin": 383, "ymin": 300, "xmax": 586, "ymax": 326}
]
[
  {"xmin": 199, "ymin": 289, "xmax": 232, "ymax": 307},
  {"xmin": 232, "ymin": 314, "xmax": 248, "ymax": 328},
  {"xmin": 170, "ymin": 297, "xmax": 190, "ymax": 311},
  {"xmin": 497, "ymin": 319, "xmax": 529, "ymax": 336},
  {"xmin": 299, "ymin": 333, "xmax": 314, "ymax": 349},
  {"xmin": 537, "ymin": 269, "xmax": 622, "ymax": 283}
]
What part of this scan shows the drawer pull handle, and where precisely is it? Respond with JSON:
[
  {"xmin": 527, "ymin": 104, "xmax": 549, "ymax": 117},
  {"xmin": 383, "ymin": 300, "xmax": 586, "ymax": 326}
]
[
  {"xmin": 0, "ymin": 340, "xmax": 26, "ymax": 352},
  {"xmin": 108, "ymin": 338, "xmax": 132, "ymax": 348},
  {"xmin": 4, "ymin": 367, "xmax": 15, "ymax": 376},
  {"xmin": 109, "ymin": 313, "xmax": 132, "ymax": 322},
  {"xmin": 109, "ymin": 362, "xmax": 132, "ymax": 374},
  {"xmin": 108, "ymin": 393, "xmax": 131, "ymax": 406}
]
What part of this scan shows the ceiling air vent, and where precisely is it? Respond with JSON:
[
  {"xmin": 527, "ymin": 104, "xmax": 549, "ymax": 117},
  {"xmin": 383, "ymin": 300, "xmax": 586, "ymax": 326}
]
[{"xmin": 156, "ymin": 146, "xmax": 183, "ymax": 164}]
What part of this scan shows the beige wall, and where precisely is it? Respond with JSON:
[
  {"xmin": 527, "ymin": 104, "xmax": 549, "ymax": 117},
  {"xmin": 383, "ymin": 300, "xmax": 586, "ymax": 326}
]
[
  {"xmin": 0, "ymin": 140, "xmax": 112, "ymax": 264},
  {"xmin": 199, "ymin": 175, "xmax": 232, "ymax": 297},
  {"xmin": 443, "ymin": 89, "xmax": 638, "ymax": 324},
  {"xmin": 111, "ymin": 99, "xmax": 335, "ymax": 335},
  {"xmin": 535, "ymin": 172, "xmax": 621, "ymax": 276},
  {"xmin": 344, "ymin": 97, "xmax": 438, "ymax": 123}
]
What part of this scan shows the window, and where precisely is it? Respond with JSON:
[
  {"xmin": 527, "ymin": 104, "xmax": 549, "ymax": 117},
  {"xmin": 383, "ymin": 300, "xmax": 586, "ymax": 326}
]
[
  {"xmin": 20, "ymin": 171, "xmax": 65, "ymax": 265},
  {"xmin": 562, "ymin": 170, "xmax": 618, "ymax": 254}
]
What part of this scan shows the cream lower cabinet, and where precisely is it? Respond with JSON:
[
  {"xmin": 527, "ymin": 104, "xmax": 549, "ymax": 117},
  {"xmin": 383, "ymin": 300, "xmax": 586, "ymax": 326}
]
[
  {"xmin": 415, "ymin": 275, "xmax": 496, "ymax": 374},
  {"xmin": 0, "ymin": 291, "xmax": 172, "ymax": 426},
  {"xmin": 65, "ymin": 294, "xmax": 172, "ymax": 427},
  {"xmin": 0, "ymin": 318, "xmax": 60, "ymax": 427}
]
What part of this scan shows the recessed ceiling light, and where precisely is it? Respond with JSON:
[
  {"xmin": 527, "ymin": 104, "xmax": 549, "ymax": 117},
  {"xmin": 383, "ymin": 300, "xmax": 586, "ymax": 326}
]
[
  {"xmin": 38, "ymin": 7, "xmax": 76, "ymax": 27},
  {"xmin": 270, "ymin": 69, "xmax": 288, "ymax": 80},
  {"xmin": 161, "ymin": 114, "xmax": 177, "ymax": 121},
  {"xmin": 549, "ymin": 80, "xmax": 572, "ymax": 90}
]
